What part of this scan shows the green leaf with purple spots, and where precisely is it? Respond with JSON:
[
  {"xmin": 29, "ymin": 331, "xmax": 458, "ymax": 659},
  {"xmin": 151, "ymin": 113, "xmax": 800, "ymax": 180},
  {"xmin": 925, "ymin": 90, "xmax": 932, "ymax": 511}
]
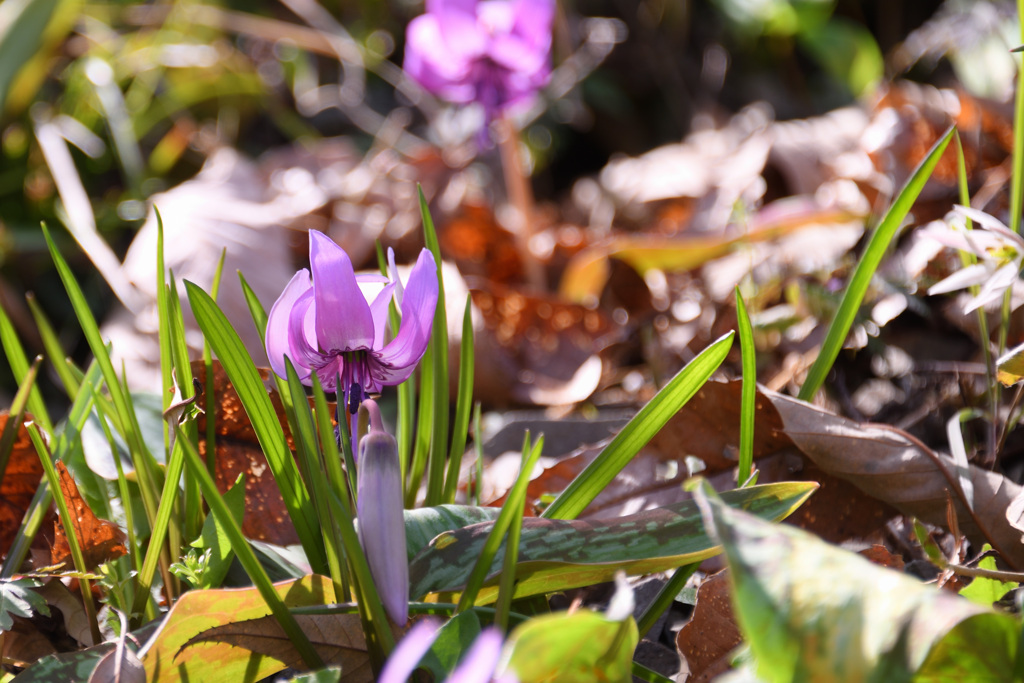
[{"xmin": 409, "ymin": 482, "xmax": 815, "ymax": 603}]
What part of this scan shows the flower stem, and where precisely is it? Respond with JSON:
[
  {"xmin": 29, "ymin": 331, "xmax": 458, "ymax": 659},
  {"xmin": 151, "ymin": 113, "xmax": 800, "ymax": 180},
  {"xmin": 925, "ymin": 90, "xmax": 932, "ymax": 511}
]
[{"xmin": 496, "ymin": 114, "xmax": 545, "ymax": 291}]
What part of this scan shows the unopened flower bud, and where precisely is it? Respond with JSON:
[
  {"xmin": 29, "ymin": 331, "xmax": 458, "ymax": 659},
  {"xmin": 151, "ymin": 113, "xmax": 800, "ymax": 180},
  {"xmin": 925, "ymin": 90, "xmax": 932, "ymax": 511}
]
[{"xmin": 356, "ymin": 400, "xmax": 408, "ymax": 626}]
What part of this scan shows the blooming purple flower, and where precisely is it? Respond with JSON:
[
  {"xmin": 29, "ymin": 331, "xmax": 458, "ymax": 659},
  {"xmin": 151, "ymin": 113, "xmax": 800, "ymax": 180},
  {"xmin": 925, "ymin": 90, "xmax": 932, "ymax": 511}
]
[
  {"xmin": 265, "ymin": 231, "xmax": 438, "ymax": 413},
  {"xmin": 380, "ymin": 619, "xmax": 514, "ymax": 683},
  {"xmin": 404, "ymin": 0, "xmax": 554, "ymax": 122},
  {"xmin": 357, "ymin": 399, "xmax": 409, "ymax": 626}
]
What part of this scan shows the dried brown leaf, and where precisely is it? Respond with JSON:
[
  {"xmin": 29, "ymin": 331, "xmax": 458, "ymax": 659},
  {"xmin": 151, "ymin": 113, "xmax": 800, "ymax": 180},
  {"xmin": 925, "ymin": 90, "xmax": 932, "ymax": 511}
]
[
  {"xmin": 676, "ymin": 571, "xmax": 741, "ymax": 683},
  {"xmin": 766, "ymin": 390, "xmax": 1024, "ymax": 568}
]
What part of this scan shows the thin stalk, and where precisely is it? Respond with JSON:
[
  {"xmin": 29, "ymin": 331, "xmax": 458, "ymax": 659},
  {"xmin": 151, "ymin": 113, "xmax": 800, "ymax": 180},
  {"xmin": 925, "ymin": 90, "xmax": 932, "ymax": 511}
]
[{"xmin": 495, "ymin": 115, "xmax": 544, "ymax": 291}]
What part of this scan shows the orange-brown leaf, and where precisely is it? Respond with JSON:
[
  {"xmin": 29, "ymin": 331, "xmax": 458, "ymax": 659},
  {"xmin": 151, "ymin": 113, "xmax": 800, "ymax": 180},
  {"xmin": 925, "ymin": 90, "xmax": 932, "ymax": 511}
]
[{"xmin": 51, "ymin": 462, "xmax": 127, "ymax": 570}]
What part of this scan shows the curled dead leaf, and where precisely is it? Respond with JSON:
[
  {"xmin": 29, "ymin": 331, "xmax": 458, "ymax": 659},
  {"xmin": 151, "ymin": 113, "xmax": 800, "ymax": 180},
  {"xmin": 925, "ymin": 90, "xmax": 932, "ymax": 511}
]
[{"xmin": 51, "ymin": 462, "xmax": 127, "ymax": 571}]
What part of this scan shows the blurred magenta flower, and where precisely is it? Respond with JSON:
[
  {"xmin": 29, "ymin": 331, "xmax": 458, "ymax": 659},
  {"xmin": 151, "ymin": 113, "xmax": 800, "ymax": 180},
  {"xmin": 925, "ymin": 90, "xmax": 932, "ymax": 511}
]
[
  {"xmin": 404, "ymin": 0, "xmax": 555, "ymax": 121},
  {"xmin": 357, "ymin": 399, "xmax": 409, "ymax": 626},
  {"xmin": 380, "ymin": 619, "xmax": 514, "ymax": 683},
  {"xmin": 265, "ymin": 231, "xmax": 438, "ymax": 413}
]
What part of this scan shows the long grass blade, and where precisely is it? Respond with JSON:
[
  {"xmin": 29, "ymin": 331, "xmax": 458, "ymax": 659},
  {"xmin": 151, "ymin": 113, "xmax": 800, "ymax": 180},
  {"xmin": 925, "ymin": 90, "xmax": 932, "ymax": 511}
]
[
  {"xmin": 735, "ymin": 287, "xmax": 755, "ymax": 486},
  {"xmin": 0, "ymin": 300, "xmax": 53, "ymax": 434},
  {"xmin": 542, "ymin": 332, "xmax": 734, "ymax": 520},
  {"xmin": 25, "ymin": 293, "xmax": 79, "ymax": 398},
  {"xmin": 443, "ymin": 294, "xmax": 475, "ymax": 503},
  {"xmin": 456, "ymin": 433, "xmax": 544, "ymax": 614},
  {"xmin": 185, "ymin": 280, "xmax": 326, "ymax": 572},
  {"xmin": 798, "ymin": 126, "xmax": 955, "ymax": 401},
  {"xmin": 493, "ymin": 434, "xmax": 537, "ymax": 631},
  {"xmin": 419, "ymin": 186, "xmax": 449, "ymax": 506},
  {"xmin": 174, "ymin": 423, "xmax": 324, "ymax": 669}
]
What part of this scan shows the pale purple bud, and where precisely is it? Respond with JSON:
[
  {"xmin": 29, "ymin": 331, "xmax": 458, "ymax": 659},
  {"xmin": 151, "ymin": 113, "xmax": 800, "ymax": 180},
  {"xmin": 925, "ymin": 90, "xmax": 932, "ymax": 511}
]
[{"xmin": 357, "ymin": 400, "xmax": 409, "ymax": 626}]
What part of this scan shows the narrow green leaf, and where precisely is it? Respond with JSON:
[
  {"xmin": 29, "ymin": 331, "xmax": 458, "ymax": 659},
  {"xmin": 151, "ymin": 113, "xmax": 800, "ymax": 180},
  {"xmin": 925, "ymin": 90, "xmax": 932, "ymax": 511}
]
[
  {"xmin": 495, "ymin": 435, "xmax": 540, "ymax": 629},
  {"xmin": 184, "ymin": 280, "xmax": 326, "ymax": 572},
  {"xmin": 173, "ymin": 424, "xmax": 323, "ymax": 670},
  {"xmin": 0, "ymin": 299, "xmax": 53, "ymax": 435},
  {"xmin": 42, "ymin": 224, "xmax": 163, "ymax": 536},
  {"xmin": 411, "ymin": 481, "xmax": 816, "ymax": 603},
  {"xmin": 735, "ymin": 287, "xmax": 756, "ymax": 485},
  {"xmin": 456, "ymin": 434, "xmax": 544, "ymax": 613},
  {"xmin": 443, "ymin": 294, "xmax": 475, "ymax": 503},
  {"xmin": 1011, "ymin": 12, "xmax": 1024, "ymax": 234},
  {"xmin": 419, "ymin": 186, "xmax": 449, "ymax": 507},
  {"xmin": 799, "ymin": 126, "xmax": 955, "ymax": 401},
  {"xmin": 542, "ymin": 332, "xmax": 734, "ymax": 520},
  {"xmin": 25, "ymin": 293, "xmax": 79, "ymax": 398}
]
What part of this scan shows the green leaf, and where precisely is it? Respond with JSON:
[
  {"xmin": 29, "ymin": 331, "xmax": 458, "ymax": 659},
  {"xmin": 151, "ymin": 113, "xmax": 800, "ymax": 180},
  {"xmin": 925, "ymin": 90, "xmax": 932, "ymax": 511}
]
[
  {"xmin": 184, "ymin": 280, "xmax": 325, "ymax": 573},
  {"xmin": 735, "ymin": 287, "xmax": 756, "ymax": 486},
  {"xmin": 0, "ymin": 577, "xmax": 48, "ymax": 630},
  {"xmin": 410, "ymin": 482, "xmax": 815, "ymax": 603},
  {"xmin": 914, "ymin": 613, "xmax": 1020, "ymax": 682},
  {"xmin": 503, "ymin": 609, "xmax": 638, "ymax": 683},
  {"xmin": 543, "ymin": 332, "xmax": 734, "ymax": 520},
  {"xmin": 402, "ymin": 505, "xmax": 502, "ymax": 560},
  {"xmin": 0, "ymin": 0, "xmax": 58, "ymax": 111},
  {"xmin": 959, "ymin": 546, "xmax": 1018, "ymax": 607},
  {"xmin": 189, "ymin": 474, "xmax": 246, "ymax": 589},
  {"xmin": 799, "ymin": 126, "xmax": 955, "ymax": 401},
  {"xmin": 418, "ymin": 610, "xmax": 484, "ymax": 680},
  {"xmin": 698, "ymin": 483, "xmax": 1015, "ymax": 682}
]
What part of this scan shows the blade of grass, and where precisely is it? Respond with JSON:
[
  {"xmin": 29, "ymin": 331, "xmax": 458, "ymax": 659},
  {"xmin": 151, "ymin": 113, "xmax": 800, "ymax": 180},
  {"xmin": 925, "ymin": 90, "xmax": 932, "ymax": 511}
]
[
  {"xmin": 406, "ymin": 360, "xmax": 434, "ymax": 507},
  {"xmin": 1011, "ymin": 3, "xmax": 1024, "ymax": 235},
  {"xmin": 25, "ymin": 293, "xmax": 79, "ymax": 398},
  {"xmin": 635, "ymin": 562, "xmax": 698, "ymax": 638},
  {"xmin": 42, "ymin": 224, "xmax": 164, "ymax": 544},
  {"xmin": 420, "ymin": 186, "xmax": 449, "ymax": 507},
  {"xmin": 185, "ymin": 280, "xmax": 326, "ymax": 573},
  {"xmin": 311, "ymin": 372, "xmax": 352, "ymax": 602},
  {"xmin": 443, "ymin": 294, "xmax": 475, "ymax": 503},
  {"xmin": 456, "ymin": 433, "xmax": 544, "ymax": 614},
  {"xmin": 173, "ymin": 422, "xmax": 324, "ymax": 669},
  {"xmin": 735, "ymin": 287, "xmax": 755, "ymax": 486},
  {"xmin": 493, "ymin": 434, "xmax": 537, "ymax": 632},
  {"xmin": 798, "ymin": 126, "xmax": 955, "ymax": 401},
  {"xmin": 284, "ymin": 357, "xmax": 339, "ymax": 580},
  {"xmin": 473, "ymin": 402, "xmax": 483, "ymax": 506},
  {"xmin": 0, "ymin": 300, "xmax": 53, "ymax": 435},
  {"xmin": 542, "ymin": 332, "xmax": 734, "ymax": 520},
  {"xmin": 204, "ymin": 249, "xmax": 228, "ymax": 473}
]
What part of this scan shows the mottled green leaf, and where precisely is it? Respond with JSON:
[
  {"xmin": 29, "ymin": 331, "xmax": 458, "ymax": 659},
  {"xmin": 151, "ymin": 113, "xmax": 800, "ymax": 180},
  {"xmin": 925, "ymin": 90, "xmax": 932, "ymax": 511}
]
[
  {"xmin": 700, "ymin": 487, "xmax": 1017, "ymax": 683},
  {"xmin": 410, "ymin": 482, "xmax": 815, "ymax": 603}
]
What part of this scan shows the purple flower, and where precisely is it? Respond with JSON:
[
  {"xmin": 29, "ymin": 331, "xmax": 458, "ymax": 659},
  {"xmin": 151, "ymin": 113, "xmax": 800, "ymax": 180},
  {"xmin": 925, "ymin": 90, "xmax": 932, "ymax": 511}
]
[
  {"xmin": 404, "ymin": 0, "xmax": 554, "ymax": 121},
  {"xmin": 265, "ymin": 231, "xmax": 438, "ymax": 413},
  {"xmin": 380, "ymin": 619, "xmax": 515, "ymax": 683},
  {"xmin": 357, "ymin": 399, "xmax": 409, "ymax": 626}
]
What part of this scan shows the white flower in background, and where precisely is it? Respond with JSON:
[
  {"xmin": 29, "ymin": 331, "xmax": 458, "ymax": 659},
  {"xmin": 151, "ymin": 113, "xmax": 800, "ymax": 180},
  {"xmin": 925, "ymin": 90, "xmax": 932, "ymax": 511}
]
[{"xmin": 923, "ymin": 205, "xmax": 1024, "ymax": 312}]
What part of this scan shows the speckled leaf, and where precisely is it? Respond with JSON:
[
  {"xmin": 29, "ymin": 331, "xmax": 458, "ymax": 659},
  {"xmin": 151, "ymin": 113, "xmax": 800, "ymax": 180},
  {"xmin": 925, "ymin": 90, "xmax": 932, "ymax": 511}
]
[
  {"xmin": 409, "ymin": 482, "xmax": 816, "ymax": 603},
  {"xmin": 403, "ymin": 505, "xmax": 502, "ymax": 561},
  {"xmin": 700, "ymin": 489, "xmax": 1019, "ymax": 682}
]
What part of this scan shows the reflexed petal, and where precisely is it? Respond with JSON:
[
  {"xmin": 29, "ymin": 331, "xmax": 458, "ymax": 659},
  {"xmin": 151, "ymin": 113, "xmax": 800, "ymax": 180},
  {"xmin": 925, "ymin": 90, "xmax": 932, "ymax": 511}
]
[
  {"xmin": 357, "ymin": 430, "xmax": 409, "ymax": 625},
  {"xmin": 511, "ymin": 0, "xmax": 555, "ymax": 49},
  {"xmin": 309, "ymin": 231, "xmax": 375, "ymax": 352},
  {"xmin": 447, "ymin": 628, "xmax": 505, "ymax": 683},
  {"xmin": 405, "ymin": 15, "xmax": 476, "ymax": 100},
  {"xmin": 266, "ymin": 269, "xmax": 314, "ymax": 380},
  {"xmin": 927, "ymin": 263, "xmax": 991, "ymax": 296},
  {"xmin": 369, "ymin": 281, "xmax": 398, "ymax": 350},
  {"xmin": 379, "ymin": 619, "xmax": 442, "ymax": 683},
  {"xmin": 965, "ymin": 261, "xmax": 1020, "ymax": 313},
  {"xmin": 378, "ymin": 249, "xmax": 439, "ymax": 381}
]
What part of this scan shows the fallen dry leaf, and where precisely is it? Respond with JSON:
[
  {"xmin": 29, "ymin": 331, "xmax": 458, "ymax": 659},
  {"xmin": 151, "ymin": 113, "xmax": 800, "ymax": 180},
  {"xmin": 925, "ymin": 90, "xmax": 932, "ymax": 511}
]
[
  {"xmin": 766, "ymin": 390, "xmax": 1024, "ymax": 569},
  {"xmin": 0, "ymin": 412, "xmax": 44, "ymax": 557},
  {"xmin": 676, "ymin": 571, "xmax": 741, "ymax": 683},
  {"xmin": 51, "ymin": 462, "xmax": 127, "ymax": 571}
]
